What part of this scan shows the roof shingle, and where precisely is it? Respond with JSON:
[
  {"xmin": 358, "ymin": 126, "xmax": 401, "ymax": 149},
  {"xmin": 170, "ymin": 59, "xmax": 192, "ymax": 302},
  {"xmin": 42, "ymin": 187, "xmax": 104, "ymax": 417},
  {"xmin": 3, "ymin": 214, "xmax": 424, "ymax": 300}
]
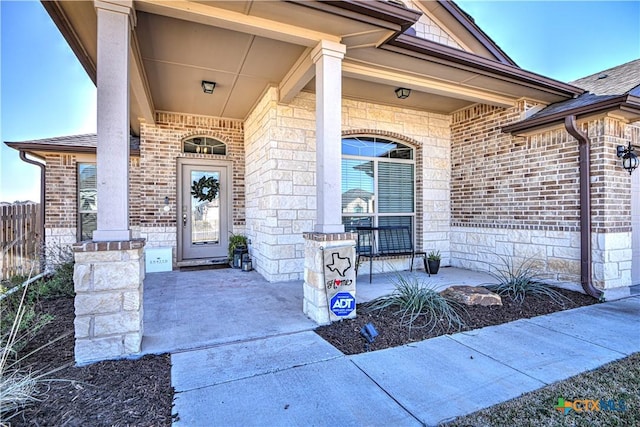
[{"xmin": 4, "ymin": 134, "xmax": 140, "ymax": 154}]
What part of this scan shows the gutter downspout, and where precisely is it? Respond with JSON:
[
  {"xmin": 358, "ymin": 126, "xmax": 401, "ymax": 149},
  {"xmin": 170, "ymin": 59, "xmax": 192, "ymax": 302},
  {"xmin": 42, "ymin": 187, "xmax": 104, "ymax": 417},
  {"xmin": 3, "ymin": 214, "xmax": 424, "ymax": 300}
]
[
  {"xmin": 563, "ymin": 116, "xmax": 603, "ymax": 299},
  {"xmin": 19, "ymin": 151, "xmax": 46, "ymax": 265}
]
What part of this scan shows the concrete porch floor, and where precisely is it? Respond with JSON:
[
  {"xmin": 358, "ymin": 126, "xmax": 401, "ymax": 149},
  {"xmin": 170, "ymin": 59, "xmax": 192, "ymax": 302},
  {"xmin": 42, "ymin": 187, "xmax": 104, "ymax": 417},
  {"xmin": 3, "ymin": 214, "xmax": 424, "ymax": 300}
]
[{"xmin": 141, "ymin": 266, "xmax": 495, "ymax": 355}]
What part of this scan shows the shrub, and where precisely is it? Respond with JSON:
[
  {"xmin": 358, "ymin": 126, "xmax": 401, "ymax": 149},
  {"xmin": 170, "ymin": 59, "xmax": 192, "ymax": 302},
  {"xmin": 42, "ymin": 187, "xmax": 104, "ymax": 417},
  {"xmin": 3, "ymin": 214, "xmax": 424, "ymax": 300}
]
[
  {"xmin": 33, "ymin": 261, "xmax": 75, "ymax": 300},
  {"xmin": 364, "ymin": 274, "xmax": 465, "ymax": 334},
  {"xmin": 1, "ymin": 247, "xmax": 74, "ymax": 357},
  {"xmin": 228, "ymin": 232, "xmax": 248, "ymax": 261},
  {"xmin": 484, "ymin": 254, "xmax": 568, "ymax": 305},
  {"xmin": 1, "ymin": 277, "xmax": 53, "ymax": 357}
]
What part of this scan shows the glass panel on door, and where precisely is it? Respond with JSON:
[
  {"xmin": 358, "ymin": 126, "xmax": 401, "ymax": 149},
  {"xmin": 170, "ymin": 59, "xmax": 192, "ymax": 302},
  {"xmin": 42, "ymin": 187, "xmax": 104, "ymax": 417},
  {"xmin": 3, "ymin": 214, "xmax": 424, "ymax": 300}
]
[{"xmin": 190, "ymin": 170, "xmax": 220, "ymax": 245}]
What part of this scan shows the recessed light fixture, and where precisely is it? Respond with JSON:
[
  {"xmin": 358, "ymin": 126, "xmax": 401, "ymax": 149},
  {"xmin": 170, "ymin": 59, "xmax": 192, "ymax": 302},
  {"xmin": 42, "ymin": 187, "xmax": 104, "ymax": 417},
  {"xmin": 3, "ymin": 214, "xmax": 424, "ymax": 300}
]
[{"xmin": 201, "ymin": 80, "xmax": 216, "ymax": 94}]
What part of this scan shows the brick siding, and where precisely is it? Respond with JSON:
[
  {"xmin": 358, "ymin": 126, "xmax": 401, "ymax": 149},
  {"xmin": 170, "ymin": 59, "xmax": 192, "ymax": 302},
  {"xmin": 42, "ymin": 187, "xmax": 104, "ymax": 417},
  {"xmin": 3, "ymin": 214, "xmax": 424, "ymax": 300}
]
[
  {"xmin": 44, "ymin": 153, "xmax": 140, "ymax": 239},
  {"xmin": 139, "ymin": 112, "xmax": 245, "ymax": 228},
  {"xmin": 451, "ymin": 101, "xmax": 638, "ymax": 291}
]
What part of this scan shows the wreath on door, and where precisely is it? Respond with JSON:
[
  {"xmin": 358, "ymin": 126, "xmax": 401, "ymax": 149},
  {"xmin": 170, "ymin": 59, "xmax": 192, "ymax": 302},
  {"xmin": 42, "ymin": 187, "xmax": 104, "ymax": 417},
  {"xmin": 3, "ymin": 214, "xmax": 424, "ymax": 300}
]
[{"xmin": 190, "ymin": 175, "xmax": 220, "ymax": 203}]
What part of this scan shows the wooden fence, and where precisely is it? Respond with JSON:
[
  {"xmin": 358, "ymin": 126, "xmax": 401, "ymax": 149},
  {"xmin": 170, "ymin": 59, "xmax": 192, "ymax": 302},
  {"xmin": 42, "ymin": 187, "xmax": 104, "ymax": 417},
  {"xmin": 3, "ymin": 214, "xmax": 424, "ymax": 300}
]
[{"xmin": 1, "ymin": 203, "xmax": 42, "ymax": 280}]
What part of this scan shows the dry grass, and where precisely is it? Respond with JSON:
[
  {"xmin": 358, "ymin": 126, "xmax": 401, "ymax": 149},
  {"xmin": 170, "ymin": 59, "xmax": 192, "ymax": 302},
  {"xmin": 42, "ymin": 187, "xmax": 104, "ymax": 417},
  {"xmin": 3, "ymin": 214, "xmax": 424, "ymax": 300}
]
[
  {"xmin": 443, "ymin": 353, "xmax": 640, "ymax": 427},
  {"xmin": 1, "ymin": 265, "xmax": 72, "ymax": 423}
]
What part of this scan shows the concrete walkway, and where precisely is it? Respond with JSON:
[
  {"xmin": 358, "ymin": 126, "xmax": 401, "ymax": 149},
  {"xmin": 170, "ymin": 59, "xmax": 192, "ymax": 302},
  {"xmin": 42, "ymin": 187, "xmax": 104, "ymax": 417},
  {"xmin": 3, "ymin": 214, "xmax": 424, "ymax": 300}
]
[
  {"xmin": 142, "ymin": 268, "xmax": 317, "ymax": 355},
  {"xmin": 171, "ymin": 294, "xmax": 639, "ymax": 426},
  {"xmin": 142, "ymin": 267, "xmax": 495, "ymax": 355}
]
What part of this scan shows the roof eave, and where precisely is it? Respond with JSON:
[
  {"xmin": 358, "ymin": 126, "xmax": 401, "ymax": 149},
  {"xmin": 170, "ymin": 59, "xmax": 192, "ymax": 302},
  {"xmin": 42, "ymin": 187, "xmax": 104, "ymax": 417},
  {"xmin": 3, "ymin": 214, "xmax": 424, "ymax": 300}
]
[
  {"xmin": 384, "ymin": 35, "xmax": 585, "ymax": 99},
  {"xmin": 41, "ymin": 0, "xmax": 97, "ymax": 84},
  {"xmin": 502, "ymin": 95, "xmax": 640, "ymax": 134},
  {"xmin": 287, "ymin": 0, "xmax": 422, "ymax": 32},
  {"xmin": 437, "ymin": 0, "xmax": 517, "ymax": 66},
  {"xmin": 4, "ymin": 141, "xmax": 141, "ymax": 157}
]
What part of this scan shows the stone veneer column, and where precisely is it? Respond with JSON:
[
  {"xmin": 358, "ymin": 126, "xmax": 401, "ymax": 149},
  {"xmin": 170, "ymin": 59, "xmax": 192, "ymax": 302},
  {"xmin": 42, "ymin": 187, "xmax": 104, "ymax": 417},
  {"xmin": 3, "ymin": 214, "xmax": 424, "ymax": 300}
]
[
  {"xmin": 93, "ymin": 0, "xmax": 135, "ymax": 241},
  {"xmin": 303, "ymin": 232, "xmax": 356, "ymax": 325},
  {"xmin": 72, "ymin": 239, "xmax": 145, "ymax": 365},
  {"xmin": 312, "ymin": 40, "xmax": 346, "ymax": 234}
]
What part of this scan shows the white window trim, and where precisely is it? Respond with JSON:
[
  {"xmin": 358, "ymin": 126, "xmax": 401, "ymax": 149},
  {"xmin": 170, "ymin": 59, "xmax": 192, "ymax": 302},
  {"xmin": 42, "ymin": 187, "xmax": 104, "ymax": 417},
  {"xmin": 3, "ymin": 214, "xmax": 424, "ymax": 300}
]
[{"xmin": 341, "ymin": 139, "xmax": 416, "ymax": 238}]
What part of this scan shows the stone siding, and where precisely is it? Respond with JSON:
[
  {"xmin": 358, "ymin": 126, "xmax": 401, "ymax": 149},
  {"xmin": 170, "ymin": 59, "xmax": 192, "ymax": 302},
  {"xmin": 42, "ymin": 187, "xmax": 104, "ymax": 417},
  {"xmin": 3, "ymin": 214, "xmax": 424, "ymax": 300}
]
[
  {"xmin": 244, "ymin": 87, "xmax": 451, "ymax": 281},
  {"xmin": 593, "ymin": 232, "xmax": 632, "ymax": 291},
  {"xmin": 405, "ymin": 0, "xmax": 464, "ymax": 49},
  {"xmin": 73, "ymin": 239, "xmax": 145, "ymax": 365},
  {"xmin": 303, "ymin": 232, "xmax": 357, "ymax": 324},
  {"xmin": 451, "ymin": 226, "xmax": 581, "ymax": 283},
  {"xmin": 244, "ymin": 87, "xmax": 315, "ymax": 282}
]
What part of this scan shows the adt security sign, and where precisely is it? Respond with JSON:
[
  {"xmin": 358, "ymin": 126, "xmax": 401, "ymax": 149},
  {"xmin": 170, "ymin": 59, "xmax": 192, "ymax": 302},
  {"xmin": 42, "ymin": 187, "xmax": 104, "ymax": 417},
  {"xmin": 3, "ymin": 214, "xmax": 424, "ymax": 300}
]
[{"xmin": 330, "ymin": 292, "xmax": 356, "ymax": 317}]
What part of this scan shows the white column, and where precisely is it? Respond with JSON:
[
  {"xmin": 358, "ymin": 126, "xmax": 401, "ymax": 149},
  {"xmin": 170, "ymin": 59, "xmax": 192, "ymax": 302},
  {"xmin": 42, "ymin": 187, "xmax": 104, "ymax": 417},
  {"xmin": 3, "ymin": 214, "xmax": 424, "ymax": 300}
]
[
  {"xmin": 93, "ymin": 1, "xmax": 135, "ymax": 242},
  {"xmin": 312, "ymin": 40, "xmax": 346, "ymax": 234}
]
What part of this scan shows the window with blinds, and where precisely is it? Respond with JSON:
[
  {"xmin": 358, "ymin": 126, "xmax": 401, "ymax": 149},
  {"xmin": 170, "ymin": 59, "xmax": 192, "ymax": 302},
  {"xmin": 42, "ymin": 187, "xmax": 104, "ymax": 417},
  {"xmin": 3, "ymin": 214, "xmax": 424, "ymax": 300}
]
[
  {"xmin": 78, "ymin": 163, "xmax": 97, "ymax": 241},
  {"xmin": 341, "ymin": 136, "xmax": 415, "ymax": 235}
]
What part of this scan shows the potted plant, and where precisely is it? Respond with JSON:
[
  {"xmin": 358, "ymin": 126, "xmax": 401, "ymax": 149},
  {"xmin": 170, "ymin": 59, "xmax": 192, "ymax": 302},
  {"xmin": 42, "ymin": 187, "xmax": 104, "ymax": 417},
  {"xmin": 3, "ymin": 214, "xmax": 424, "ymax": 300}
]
[
  {"xmin": 228, "ymin": 233, "xmax": 248, "ymax": 268},
  {"xmin": 427, "ymin": 250, "xmax": 441, "ymax": 275}
]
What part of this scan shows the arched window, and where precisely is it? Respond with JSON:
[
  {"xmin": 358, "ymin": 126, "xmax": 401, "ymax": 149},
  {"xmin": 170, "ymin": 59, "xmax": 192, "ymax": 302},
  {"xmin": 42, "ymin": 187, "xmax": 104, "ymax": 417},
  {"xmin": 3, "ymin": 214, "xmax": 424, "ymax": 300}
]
[
  {"xmin": 341, "ymin": 136, "xmax": 415, "ymax": 233},
  {"xmin": 183, "ymin": 136, "xmax": 226, "ymax": 155}
]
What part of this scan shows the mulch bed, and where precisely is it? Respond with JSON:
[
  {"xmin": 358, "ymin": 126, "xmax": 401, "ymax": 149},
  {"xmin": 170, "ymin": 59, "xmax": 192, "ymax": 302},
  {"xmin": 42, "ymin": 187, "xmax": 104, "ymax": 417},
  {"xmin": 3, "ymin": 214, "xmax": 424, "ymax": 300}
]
[
  {"xmin": 316, "ymin": 288, "xmax": 598, "ymax": 355},
  {"xmin": 4, "ymin": 297, "xmax": 173, "ymax": 427},
  {"xmin": 4, "ymin": 287, "xmax": 597, "ymax": 425}
]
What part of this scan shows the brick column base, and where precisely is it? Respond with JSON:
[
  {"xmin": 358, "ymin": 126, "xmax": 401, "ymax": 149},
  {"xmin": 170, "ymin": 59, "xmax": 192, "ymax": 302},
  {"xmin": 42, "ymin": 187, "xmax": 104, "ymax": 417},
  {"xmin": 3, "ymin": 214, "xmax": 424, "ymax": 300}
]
[
  {"xmin": 303, "ymin": 232, "xmax": 357, "ymax": 325},
  {"xmin": 72, "ymin": 239, "xmax": 145, "ymax": 365}
]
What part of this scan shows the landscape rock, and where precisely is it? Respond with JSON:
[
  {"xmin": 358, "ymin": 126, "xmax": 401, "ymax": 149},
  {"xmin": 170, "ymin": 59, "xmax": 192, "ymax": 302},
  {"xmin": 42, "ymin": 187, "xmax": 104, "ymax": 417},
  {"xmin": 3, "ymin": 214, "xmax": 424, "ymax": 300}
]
[{"xmin": 441, "ymin": 285, "xmax": 503, "ymax": 306}]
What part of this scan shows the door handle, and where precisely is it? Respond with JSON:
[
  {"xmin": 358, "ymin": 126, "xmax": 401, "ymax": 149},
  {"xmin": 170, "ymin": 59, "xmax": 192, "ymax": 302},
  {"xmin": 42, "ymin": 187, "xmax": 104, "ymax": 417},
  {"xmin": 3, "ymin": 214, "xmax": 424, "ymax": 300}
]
[{"xmin": 183, "ymin": 213, "xmax": 187, "ymax": 227}]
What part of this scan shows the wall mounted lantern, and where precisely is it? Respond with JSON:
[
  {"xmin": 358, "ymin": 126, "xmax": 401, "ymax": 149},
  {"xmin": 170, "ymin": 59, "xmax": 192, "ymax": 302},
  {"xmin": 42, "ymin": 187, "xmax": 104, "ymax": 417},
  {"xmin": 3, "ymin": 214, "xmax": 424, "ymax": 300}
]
[
  {"xmin": 201, "ymin": 80, "xmax": 216, "ymax": 94},
  {"xmin": 616, "ymin": 141, "xmax": 639, "ymax": 175},
  {"xmin": 395, "ymin": 87, "xmax": 411, "ymax": 99}
]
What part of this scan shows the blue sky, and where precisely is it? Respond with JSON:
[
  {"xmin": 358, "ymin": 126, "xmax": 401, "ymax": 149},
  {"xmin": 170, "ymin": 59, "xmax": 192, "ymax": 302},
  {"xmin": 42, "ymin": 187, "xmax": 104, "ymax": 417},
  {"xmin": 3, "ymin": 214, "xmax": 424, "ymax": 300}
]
[{"xmin": 1, "ymin": 0, "xmax": 639, "ymax": 203}]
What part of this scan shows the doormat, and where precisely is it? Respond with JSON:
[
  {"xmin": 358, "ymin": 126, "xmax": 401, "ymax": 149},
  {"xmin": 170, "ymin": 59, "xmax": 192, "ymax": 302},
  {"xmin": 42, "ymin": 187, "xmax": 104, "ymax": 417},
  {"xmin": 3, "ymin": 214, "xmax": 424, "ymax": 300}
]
[{"xmin": 179, "ymin": 263, "xmax": 230, "ymax": 272}]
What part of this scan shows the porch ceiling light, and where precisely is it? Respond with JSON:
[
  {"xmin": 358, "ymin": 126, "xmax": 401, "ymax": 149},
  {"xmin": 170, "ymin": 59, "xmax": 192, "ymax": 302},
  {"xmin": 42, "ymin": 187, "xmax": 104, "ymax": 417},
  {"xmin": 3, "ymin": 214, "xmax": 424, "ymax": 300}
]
[
  {"xmin": 395, "ymin": 87, "xmax": 411, "ymax": 99},
  {"xmin": 616, "ymin": 141, "xmax": 639, "ymax": 175},
  {"xmin": 201, "ymin": 80, "xmax": 216, "ymax": 94}
]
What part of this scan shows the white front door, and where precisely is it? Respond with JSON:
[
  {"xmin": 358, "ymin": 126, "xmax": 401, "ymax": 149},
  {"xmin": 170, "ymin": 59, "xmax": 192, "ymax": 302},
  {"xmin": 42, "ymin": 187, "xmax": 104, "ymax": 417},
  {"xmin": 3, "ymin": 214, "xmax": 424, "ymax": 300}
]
[
  {"xmin": 177, "ymin": 159, "xmax": 232, "ymax": 262},
  {"xmin": 632, "ymin": 169, "xmax": 640, "ymax": 285}
]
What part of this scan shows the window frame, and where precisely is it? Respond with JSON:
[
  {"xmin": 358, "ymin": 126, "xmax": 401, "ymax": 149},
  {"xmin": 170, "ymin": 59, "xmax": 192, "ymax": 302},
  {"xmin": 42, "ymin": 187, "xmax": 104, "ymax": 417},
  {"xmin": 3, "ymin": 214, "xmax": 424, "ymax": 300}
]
[
  {"xmin": 182, "ymin": 136, "xmax": 227, "ymax": 155},
  {"xmin": 341, "ymin": 136, "xmax": 416, "ymax": 237},
  {"xmin": 77, "ymin": 162, "xmax": 97, "ymax": 242}
]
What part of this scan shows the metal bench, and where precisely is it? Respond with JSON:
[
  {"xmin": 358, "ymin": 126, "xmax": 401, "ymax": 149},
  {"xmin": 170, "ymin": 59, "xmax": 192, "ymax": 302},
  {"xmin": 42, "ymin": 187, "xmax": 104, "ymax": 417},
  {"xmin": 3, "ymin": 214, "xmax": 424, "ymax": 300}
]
[{"xmin": 353, "ymin": 226, "xmax": 428, "ymax": 282}]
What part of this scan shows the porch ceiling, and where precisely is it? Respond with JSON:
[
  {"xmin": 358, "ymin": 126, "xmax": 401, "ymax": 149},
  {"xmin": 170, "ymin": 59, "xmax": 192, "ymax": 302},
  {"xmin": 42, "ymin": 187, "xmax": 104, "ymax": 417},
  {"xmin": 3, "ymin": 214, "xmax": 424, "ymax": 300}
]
[
  {"xmin": 46, "ymin": 0, "xmax": 580, "ymax": 134},
  {"xmin": 136, "ymin": 11, "xmax": 309, "ymax": 119}
]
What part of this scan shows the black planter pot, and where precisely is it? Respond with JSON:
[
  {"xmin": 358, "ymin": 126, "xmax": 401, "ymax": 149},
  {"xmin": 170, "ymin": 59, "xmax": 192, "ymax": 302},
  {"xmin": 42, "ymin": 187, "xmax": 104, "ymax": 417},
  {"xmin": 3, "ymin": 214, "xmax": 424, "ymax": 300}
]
[{"xmin": 427, "ymin": 259, "xmax": 440, "ymax": 275}]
